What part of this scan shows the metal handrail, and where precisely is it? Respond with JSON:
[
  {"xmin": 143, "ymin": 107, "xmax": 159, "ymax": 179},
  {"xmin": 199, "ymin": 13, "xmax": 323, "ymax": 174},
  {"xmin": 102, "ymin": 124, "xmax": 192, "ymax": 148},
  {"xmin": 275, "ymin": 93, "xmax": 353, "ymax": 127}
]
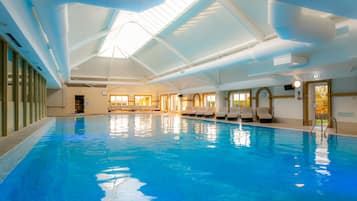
[
  {"xmin": 310, "ymin": 116, "xmax": 325, "ymax": 134},
  {"xmin": 323, "ymin": 116, "xmax": 338, "ymax": 136}
]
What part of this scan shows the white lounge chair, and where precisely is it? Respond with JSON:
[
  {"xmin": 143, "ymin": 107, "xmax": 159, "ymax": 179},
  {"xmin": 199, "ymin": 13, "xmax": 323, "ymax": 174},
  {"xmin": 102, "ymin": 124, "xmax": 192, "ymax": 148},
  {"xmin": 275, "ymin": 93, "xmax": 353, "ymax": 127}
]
[
  {"xmin": 195, "ymin": 107, "xmax": 206, "ymax": 117},
  {"xmin": 181, "ymin": 106, "xmax": 192, "ymax": 115},
  {"xmin": 241, "ymin": 107, "xmax": 253, "ymax": 122},
  {"xmin": 204, "ymin": 108, "xmax": 215, "ymax": 118},
  {"xmin": 185, "ymin": 106, "xmax": 197, "ymax": 116},
  {"xmin": 227, "ymin": 107, "xmax": 240, "ymax": 120},
  {"xmin": 256, "ymin": 107, "xmax": 273, "ymax": 123},
  {"xmin": 215, "ymin": 107, "xmax": 227, "ymax": 120}
]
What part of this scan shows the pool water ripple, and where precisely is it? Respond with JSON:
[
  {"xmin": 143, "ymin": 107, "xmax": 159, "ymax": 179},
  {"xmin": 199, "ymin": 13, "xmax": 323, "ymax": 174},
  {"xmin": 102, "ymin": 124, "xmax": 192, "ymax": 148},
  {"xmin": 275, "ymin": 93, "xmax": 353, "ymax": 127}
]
[{"xmin": 0, "ymin": 114, "xmax": 356, "ymax": 201}]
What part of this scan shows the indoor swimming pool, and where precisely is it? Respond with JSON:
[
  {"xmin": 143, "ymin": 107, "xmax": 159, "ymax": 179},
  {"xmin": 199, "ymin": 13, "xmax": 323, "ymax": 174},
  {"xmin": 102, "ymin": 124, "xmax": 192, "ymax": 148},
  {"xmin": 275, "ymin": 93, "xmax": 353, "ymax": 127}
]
[{"xmin": 0, "ymin": 114, "xmax": 356, "ymax": 201}]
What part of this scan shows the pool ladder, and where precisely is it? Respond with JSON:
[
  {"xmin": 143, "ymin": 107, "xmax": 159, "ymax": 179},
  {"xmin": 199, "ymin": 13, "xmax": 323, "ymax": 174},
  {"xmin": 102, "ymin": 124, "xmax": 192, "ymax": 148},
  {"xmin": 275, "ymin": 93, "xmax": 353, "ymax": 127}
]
[{"xmin": 310, "ymin": 116, "xmax": 338, "ymax": 137}]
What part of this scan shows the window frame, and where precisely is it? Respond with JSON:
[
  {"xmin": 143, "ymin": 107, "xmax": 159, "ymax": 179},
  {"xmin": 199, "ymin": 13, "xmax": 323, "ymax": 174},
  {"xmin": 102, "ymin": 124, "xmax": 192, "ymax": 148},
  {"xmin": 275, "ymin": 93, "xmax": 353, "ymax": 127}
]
[
  {"xmin": 228, "ymin": 89, "xmax": 252, "ymax": 111},
  {"xmin": 203, "ymin": 93, "xmax": 216, "ymax": 108},
  {"xmin": 109, "ymin": 95, "xmax": 129, "ymax": 106},
  {"xmin": 134, "ymin": 95, "xmax": 152, "ymax": 106}
]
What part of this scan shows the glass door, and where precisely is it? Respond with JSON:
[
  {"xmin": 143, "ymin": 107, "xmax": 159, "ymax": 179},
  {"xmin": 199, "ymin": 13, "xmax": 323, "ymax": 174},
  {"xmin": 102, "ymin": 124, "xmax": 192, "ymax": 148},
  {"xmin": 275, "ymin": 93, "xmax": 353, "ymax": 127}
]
[{"xmin": 304, "ymin": 80, "xmax": 331, "ymax": 127}]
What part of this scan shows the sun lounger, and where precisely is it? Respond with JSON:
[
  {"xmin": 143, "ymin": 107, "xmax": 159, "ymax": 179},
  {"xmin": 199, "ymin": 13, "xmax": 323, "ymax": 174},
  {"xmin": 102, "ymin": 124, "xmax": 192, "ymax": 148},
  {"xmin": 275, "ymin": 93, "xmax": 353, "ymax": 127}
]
[
  {"xmin": 241, "ymin": 107, "xmax": 253, "ymax": 122},
  {"xmin": 256, "ymin": 107, "xmax": 273, "ymax": 123},
  {"xmin": 227, "ymin": 107, "xmax": 240, "ymax": 120}
]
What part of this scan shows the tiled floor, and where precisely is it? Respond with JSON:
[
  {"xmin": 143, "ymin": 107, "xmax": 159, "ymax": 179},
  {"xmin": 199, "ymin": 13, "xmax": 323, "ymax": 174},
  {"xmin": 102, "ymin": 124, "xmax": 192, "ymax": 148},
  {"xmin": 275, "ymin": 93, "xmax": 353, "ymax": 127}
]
[
  {"xmin": 0, "ymin": 118, "xmax": 53, "ymax": 157},
  {"xmin": 181, "ymin": 116, "xmax": 356, "ymax": 137}
]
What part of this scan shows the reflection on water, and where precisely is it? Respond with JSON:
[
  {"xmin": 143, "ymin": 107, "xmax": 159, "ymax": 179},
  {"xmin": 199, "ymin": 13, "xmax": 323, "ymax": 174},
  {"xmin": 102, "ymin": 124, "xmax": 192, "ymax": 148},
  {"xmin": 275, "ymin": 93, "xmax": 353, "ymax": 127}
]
[
  {"xmin": 74, "ymin": 117, "xmax": 85, "ymax": 135},
  {"xmin": 161, "ymin": 115, "xmax": 183, "ymax": 135},
  {"xmin": 135, "ymin": 115, "xmax": 152, "ymax": 137},
  {"xmin": 110, "ymin": 115, "xmax": 129, "ymax": 138},
  {"xmin": 314, "ymin": 132, "xmax": 330, "ymax": 176},
  {"xmin": 205, "ymin": 124, "xmax": 217, "ymax": 143},
  {"xmin": 97, "ymin": 166, "xmax": 155, "ymax": 201},
  {"xmin": 231, "ymin": 128, "xmax": 251, "ymax": 147},
  {"xmin": 192, "ymin": 122, "xmax": 217, "ymax": 143}
]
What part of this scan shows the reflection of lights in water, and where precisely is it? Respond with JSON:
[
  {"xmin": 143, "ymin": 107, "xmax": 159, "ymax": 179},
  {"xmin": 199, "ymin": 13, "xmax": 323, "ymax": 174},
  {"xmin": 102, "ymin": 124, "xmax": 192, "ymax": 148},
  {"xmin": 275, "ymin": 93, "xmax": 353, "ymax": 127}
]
[
  {"xmin": 314, "ymin": 132, "xmax": 331, "ymax": 176},
  {"xmin": 205, "ymin": 124, "xmax": 217, "ymax": 143},
  {"xmin": 295, "ymin": 183, "xmax": 304, "ymax": 188},
  {"xmin": 135, "ymin": 115, "xmax": 152, "ymax": 137},
  {"xmin": 161, "ymin": 115, "xmax": 182, "ymax": 135},
  {"xmin": 173, "ymin": 116, "xmax": 181, "ymax": 134},
  {"xmin": 182, "ymin": 119, "xmax": 188, "ymax": 134},
  {"xmin": 231, "ymin": 128, "xmax": 250, "ymax": 147},
  {"xmin": 97, "ymin": 166, "xmax": 155, "ymax": 201},
  {"xmin": 194, "ymin": 123, "xmax": 202, "ymax": 134},
  {"xmin": 161, "ymin": 115, "xmax": 169, "ymax": 134},
  {"xmin": 110, "ymin": 115, "xmax": 129, "ymax": 138}
]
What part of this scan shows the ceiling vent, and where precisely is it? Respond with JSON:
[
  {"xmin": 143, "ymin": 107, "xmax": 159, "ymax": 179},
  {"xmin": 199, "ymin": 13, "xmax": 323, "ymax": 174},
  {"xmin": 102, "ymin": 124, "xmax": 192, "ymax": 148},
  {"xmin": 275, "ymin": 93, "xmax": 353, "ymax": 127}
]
[{"xmin": 273, "ymin": 54, "xmax": 307, "ymax": 67}]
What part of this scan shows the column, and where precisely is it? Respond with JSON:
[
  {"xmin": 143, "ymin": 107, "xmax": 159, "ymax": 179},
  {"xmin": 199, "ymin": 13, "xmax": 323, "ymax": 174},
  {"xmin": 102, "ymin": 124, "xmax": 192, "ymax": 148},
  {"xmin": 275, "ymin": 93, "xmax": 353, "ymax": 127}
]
[
  {"xmin": 1, "ymin": 40, "xmax": 8, "ymax": 136},
  {"xmin": 14, "ymin": 52, "xmax": 19, "ymax": 131},
  {"xmin": 22, "ymin": 60, "xmax": 27, "ymax": 127},
  {"xmin": 215, "ymin": 90, "xmax": 226, "ymax": 113},
  {"xmin": 29, "ymin": 67, "xmax": 33, "ymax": 124}
]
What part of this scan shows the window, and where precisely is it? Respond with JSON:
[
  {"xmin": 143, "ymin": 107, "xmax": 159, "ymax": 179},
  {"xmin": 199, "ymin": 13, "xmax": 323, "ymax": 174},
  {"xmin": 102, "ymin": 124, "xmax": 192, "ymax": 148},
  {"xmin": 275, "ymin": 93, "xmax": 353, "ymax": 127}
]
[
  {"xmin": 99, "ymin": 0, "xmax": 196, "ymax": 58},
  {"xmin": 204, "ymin": 94, "xmax": 216, "ymax": 108},
  {"xmin": 110, "ymin": 95, "xmax": 128, "ymax": 106},
  {"xmin": 135, "ymin": 95, "xmax": 151, "ymax": 106},
  {"xmin": 230, "ymin": 91, "xmax": 251, "ymax": 108}
]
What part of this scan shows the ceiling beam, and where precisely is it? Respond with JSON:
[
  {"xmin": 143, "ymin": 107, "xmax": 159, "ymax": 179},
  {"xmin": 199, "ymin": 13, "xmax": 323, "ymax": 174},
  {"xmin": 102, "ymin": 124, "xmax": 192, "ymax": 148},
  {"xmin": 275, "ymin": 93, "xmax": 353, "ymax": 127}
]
[
  {"xmin": 67, "ymin": 80, "xmax": 144, "ymax": 86},
  {"xmin": 95, "ymin": 9, "xmax": 119, "ymax": 52},
  {"xmin": 71, "ymin": 75, "xmax": 143, "ymax": 81},
  {"xmin": 154, "ymin": 36, "xmax": 191, "ymax": 64},
  {"xmin": 69, "ymin": 30, "xmax": 109, "ymax": 52},
  {"xmin": 218, "ymin": 0, "xmax": 265, "ymax": 41},
  {"xmin": 112, "ymin": 45, "xmax": 158, "ymax": 77},
  {"xmin": 70, "ymin": 53, "xmax": 96, "ymax": 68},
  {"xmin": 131, "ymin": 21, "xmax": 192, "ymax": 65},
  {"xmin": 129, "ymin": 55, "xmax": 158, "ymax": 75}
]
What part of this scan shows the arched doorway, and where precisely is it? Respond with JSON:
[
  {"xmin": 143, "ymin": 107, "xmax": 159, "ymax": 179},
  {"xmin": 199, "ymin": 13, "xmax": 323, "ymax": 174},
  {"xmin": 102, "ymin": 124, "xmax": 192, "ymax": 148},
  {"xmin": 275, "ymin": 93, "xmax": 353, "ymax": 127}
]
[
  {"xmin": 256, "ymin": 87, "xmax": 272, "ymax": 112},
  {"xmin": 192, "ymin": 93, "xmax": 201, "ymax": 107}
]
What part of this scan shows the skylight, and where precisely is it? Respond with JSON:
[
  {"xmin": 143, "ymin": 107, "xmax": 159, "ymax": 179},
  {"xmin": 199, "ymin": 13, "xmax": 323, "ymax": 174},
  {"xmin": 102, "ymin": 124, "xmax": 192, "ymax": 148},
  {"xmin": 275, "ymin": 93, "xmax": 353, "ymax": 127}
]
[{"xmin": 99, "ymin": 0, "xmax": 197, "ymax": 58}]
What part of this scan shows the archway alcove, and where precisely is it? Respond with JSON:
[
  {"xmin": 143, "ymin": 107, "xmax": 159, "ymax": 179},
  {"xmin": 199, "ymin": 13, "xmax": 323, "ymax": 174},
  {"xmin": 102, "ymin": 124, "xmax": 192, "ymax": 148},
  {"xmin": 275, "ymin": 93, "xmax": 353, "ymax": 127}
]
[{"xmin": 255, "ymin": 87, "xmax": 272, "ymax": 112}]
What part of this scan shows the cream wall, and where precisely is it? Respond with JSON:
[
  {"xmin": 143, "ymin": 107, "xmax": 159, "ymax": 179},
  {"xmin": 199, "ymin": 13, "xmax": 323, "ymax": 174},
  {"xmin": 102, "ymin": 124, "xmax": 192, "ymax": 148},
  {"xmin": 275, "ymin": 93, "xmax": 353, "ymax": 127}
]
[
  {"xmin": 47, "ymin": 86, "xmax": 108, "ymax": 116},
  {"xmin": 47, "ymin": 85, "xmax": 161, "ymax": 116},
  {"xmin": 108, "ymin": 86, "xmax": 159, "ymax": 106},
  {"xmin": 66, "ymin": 86, "xmax": 108, "ymax": 115}
]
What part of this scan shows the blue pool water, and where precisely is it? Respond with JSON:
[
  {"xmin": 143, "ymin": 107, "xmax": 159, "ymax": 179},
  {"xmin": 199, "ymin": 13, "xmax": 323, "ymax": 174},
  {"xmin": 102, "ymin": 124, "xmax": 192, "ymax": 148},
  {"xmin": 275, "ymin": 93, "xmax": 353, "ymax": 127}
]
[{"xmin": 0, "ymin": 114, "xmax": 357, "ymax": 201}]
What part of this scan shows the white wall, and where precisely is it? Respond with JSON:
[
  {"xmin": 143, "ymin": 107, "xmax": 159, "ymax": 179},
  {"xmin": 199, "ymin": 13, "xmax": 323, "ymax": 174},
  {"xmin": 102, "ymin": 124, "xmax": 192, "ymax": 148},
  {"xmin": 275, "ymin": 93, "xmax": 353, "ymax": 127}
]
[
  {"xmin": 273, "ymin": 98, "xmax": 303, "ymax": 119},
  {"xmin": 332, "ymin": 76, "xmax": 357, "ymax": 123},
  {"xmin": 333, "ymin": 96, "xmax": 357, "ymax": 123}
]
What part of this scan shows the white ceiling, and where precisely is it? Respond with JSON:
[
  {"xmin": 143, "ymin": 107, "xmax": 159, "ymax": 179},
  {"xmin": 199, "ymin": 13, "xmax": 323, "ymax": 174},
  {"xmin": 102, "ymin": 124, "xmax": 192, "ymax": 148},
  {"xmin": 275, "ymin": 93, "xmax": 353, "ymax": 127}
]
[{"xmin": 1, "ymin": 0, "xmax": 357, "ymax": 91}]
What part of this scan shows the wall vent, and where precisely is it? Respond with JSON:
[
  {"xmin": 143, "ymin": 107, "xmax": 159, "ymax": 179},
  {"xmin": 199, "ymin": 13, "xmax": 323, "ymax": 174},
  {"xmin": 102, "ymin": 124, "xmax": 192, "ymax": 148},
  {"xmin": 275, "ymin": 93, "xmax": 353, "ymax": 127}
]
[{"xmin": 5, "ymin": 33, "xmax": 22, "ymax": 48}]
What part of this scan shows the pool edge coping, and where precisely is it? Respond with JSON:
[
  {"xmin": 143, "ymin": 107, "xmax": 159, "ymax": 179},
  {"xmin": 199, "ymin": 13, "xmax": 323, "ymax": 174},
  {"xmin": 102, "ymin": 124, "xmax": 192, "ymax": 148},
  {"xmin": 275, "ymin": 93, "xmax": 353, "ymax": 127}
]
[{"xmin": 0, "ymin": 118, "xmax": 56, "ymax": 183}]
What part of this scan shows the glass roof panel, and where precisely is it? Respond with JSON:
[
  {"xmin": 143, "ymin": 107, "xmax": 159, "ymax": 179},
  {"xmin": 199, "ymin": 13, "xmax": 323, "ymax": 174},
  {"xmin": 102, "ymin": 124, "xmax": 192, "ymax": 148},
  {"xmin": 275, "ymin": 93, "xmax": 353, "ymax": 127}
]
[{"xmin": 99, "ymin": 0, "xmax": 197, "ymax": 58}]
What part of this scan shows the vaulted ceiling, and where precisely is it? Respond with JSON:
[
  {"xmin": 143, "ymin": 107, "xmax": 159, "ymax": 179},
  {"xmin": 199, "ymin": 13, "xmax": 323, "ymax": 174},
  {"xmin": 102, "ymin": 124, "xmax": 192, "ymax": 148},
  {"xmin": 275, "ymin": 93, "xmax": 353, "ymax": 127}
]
[{"xmin": 1, "ymin": 0, "xmax": 357, "ymax": 92}]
